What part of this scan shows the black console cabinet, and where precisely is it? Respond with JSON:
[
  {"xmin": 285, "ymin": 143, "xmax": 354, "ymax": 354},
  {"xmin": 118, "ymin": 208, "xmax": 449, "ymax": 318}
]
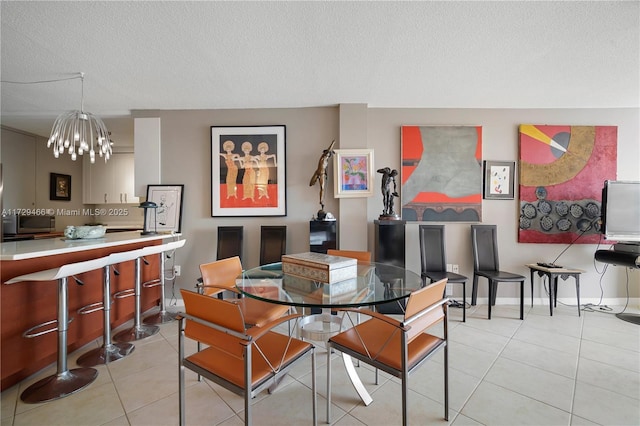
[{"xmin": 309, "ymin": 220, "xmax": 337, "ymax": 254}]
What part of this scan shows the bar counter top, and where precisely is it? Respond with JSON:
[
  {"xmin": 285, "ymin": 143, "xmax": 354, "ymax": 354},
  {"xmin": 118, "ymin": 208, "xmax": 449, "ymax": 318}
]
[{"xmin": 1, "ymin": 231, "xmax": 178, "ymax": 261}]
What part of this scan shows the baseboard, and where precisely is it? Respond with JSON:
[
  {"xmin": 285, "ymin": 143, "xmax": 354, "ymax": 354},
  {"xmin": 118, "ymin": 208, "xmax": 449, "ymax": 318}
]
[{"xmin": 469, "ymin": 296, "xmax": 640, "ymax": 308}]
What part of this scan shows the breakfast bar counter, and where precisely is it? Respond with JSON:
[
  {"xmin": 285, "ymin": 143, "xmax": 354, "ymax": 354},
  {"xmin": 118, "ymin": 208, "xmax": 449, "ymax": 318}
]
[{"xmin": 1, "ymin": 231, "xmax": 182, "ymax": 391}]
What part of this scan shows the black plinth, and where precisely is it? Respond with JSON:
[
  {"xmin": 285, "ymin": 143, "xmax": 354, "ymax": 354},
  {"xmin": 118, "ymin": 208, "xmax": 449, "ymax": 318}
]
[
  {"xmin": 309, "ymin": 220, "xmax": 337, "ymax": 254},
  {"xmin": 374, "ymin": 219, "xmax": 406, "ymax": 267},
  {"xmin": 374, "ymin": 219, "xmax": 407, "ymax": 314}
]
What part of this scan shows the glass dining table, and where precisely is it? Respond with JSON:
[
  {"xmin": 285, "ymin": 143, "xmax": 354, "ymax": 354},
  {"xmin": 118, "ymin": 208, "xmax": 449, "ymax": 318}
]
[{"xmin": 237, "ymin": 261, "xmax": 424, "ymax": 405}]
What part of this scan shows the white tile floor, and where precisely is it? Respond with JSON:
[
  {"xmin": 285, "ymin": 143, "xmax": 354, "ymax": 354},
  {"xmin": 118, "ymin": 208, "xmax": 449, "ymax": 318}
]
[{"xmin": 2, "ymin": 303, "xmax": 639, "ymax": 426}]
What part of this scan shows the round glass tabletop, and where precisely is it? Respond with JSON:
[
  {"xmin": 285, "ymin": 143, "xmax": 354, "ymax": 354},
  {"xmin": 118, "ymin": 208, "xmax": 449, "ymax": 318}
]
[{"xmin": 237, "ymin": 262, "xmax": 423, "ymax": 309}]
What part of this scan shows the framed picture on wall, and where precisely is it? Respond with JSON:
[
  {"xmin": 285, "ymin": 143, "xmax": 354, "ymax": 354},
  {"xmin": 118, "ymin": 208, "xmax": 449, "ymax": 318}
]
[
  {"xmin": 145, "ymin": 184, "xmax": 184, "ymax": 233},
  {"xmin": 50, "ymin": 173, "xmax": 71, "ymax": 201},
  {"xmin": 211, "ymin": 125, "xmax": 286, "ymax": 217},
  {"xmin": 333, "ymin": 149, "xmax": 375, "ymax": 198},
  {"xmin": 401, "ymin": 125, "xmax": 483, "ymax": 221},
  {"xmin": 483, "ymin": 161, "xmax": 515, "ymax": 200}
]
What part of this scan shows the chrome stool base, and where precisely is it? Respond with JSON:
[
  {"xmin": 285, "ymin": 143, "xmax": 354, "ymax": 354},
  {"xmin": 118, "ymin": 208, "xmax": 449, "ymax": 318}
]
[
  {"xmin": 76, "ymin": 342, "xmax": 135, "ymax": 367},
  {"xmin": 143, "ymin": 310, "xmax": 177, "ymax": 325},
  {"xmin": 20, "ymin": 368, "xmax": 98, "ymax": 404},
  {"xmin": 112, "ymin": 324, "xmax": 159, "ymax": 343}
]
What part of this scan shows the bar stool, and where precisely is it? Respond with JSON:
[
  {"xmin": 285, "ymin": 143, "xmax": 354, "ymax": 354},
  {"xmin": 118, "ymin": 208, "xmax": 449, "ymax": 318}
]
[
  {"xmin": 75, "ymin": 251, "xmax": 137, "ymax": 367},
  {"xmin": 5, "ymin": 256, "xmax": 109, "ymax": 403},
  {"xmin": 141, "ymin": 239, "xmax": 186, "ymax": 325},
  {"xmin": 112, "ymin": 248, "xmax": 160, "ymax": 342}
]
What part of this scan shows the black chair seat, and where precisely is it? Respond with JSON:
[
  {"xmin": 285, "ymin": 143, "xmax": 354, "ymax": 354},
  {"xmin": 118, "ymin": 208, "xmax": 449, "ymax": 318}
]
[
  {"xmin": 423, "ymin": 271, "xmax": 467, "ymax": 284},
  {"xmin": 475, "ymin": 270, "xmax": 525, "ymax": 282}
]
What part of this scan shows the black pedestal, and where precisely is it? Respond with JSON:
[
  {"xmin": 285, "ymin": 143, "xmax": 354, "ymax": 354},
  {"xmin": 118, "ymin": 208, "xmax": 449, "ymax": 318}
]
[
  {"xmin": 374, "ymin": 220, "xmax": 407, "ymax": 314},
  {"xmin": 374, "ymin": 220, "xmax": 406, "ymax": 267},
  {"xmin": 309, "ymin": 220, "xmax": 337, "ymax": 254}
]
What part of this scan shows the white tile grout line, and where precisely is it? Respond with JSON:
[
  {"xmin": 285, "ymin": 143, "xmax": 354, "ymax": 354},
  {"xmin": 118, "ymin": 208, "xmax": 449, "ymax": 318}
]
[
  {"xmin": 569, "ymin": 307, "xmax": 587, "ymax": 424},
  {"xmin": 453, "ymin": 306, "xmax": 528, "ymax": 424}
]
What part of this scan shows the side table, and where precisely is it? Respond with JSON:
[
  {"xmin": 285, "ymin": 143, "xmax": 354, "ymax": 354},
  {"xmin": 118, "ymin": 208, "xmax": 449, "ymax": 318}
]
[{"xmin": 526, "ymin": 264, "xmax": 585, "ymax": 316}]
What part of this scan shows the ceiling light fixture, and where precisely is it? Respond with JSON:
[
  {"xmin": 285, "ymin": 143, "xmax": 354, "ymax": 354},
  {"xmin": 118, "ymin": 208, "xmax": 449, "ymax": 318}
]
[{"xmin": 47, "ymin": 72, "xmax": 112, "ymax": 163}]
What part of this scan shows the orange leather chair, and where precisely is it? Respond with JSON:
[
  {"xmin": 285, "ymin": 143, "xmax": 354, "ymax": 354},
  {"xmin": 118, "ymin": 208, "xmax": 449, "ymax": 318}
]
[
  {"xmin": 327, "ymin": 249, "xmax": 371, "ymax": 264},
  {"xmin": 178, "ymin": 289, "xmax": 317, "ymax": 426},
  {"xmin": 197, "ymin": 256, "xmax": 289, "ymax": 327},
  {"xmin": 326, "ymin": 278, "xmax": 449, "ymax": 426}
]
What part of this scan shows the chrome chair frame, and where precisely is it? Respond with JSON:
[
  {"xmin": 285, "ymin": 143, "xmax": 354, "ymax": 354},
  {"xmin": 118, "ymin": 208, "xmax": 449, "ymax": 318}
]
[
  {"xmin": 326, "ymin": 279, "xmax": 449, "ymax": 426},
  {"xmin": 178, "ymin": 290, "xmax": 317, "ymax": 426}
]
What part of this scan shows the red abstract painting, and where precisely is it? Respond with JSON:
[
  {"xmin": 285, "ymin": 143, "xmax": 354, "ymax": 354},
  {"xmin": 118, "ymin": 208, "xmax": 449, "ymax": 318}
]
[
  {"xmin": 519, "ymin": 125, "xmax": 617, "ymax": 243},
  {"xmin": 401, "ymin": 125, "xmax": 482, "ymax": 222}
]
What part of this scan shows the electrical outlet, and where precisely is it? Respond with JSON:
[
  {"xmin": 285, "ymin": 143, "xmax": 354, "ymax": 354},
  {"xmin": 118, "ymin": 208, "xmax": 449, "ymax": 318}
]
[
  {"xmin": 446, "ymin": 263, "xmax": 453, "ymax": 272},
  {"xmin": 452, "ymin": 264, "xmax": 459, "ymax": 273},
  {"xmin": 174, "ymin": 265, "xmax": 181, "ymax": 276}
]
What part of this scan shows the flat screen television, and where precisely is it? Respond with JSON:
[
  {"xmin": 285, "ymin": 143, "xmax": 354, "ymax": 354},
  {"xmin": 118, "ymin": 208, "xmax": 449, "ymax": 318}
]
[{"xmin": 601, "ymin": 180, "xmax": 640, "ymax": 243}]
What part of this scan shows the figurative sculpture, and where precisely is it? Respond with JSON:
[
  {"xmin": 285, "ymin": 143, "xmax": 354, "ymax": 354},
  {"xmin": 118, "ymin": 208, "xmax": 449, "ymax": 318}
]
[
  {"xmin": 377, "ymin": 167, "xmax": 400, "ymax": 219},
  {"xmin": 309, "ymin": 140, "xmax": 336, "ymax": 220}
]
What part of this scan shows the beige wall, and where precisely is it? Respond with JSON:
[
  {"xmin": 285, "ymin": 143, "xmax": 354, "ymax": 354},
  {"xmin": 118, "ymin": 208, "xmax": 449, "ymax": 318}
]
[
  {"xmin": 4, "ymin": 105, "xmax": 638, "ymax": 305},
  {"xmin": 133, "ymin": 106, "xmax": 638, "ymax": 305},
  {"xmin": 367, "ymin": 107, "xmax": 640, "ymax": 304}
]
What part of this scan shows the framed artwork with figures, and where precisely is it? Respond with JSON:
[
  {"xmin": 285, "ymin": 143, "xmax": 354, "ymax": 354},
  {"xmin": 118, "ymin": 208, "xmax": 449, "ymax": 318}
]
[{"xmin": 211, "ymin": 125, "xmax": 286, "ymax": 217}]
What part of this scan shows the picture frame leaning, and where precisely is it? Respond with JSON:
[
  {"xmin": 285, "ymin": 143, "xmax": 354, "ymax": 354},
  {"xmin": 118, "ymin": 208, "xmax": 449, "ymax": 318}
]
[{"xmin": 145, "ymin": 184, "xmax": 185, "ymax": 233}]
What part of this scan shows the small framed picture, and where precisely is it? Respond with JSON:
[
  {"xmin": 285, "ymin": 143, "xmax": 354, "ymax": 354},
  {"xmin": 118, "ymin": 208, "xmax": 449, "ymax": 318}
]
[
  {"xmin": 50, "ymin": 173, "xmax": 71, "ymax": 201},
  {"xmin": 333, "ymin": 149, "xmax": 375, "ymax": 198},
  {"xmin": 483, "ymin": 161, "xmax": 515, "ymax": 200},
  {"xmin": 145, "ymin": 184, "xmax": 185, "ymax": 232}
]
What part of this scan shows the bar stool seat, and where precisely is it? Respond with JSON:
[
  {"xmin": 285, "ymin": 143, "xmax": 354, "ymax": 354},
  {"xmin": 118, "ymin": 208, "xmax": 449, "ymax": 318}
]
[
  {"xmin": 5, "ymin": 256, "xmax": 109, "ymax": 403},
  {"xmin": 111, "ymin": 248, "xmax": 160, "ymax": 343},
  {"xmin": 141, "ymin": 239, "xmax": 186, "ymax": 325}
]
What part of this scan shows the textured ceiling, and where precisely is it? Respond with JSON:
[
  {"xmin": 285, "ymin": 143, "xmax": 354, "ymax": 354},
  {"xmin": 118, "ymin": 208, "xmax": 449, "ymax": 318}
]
[{"xmin": 1, "ymin": 1, "xmax": 638, "ymax": 141}]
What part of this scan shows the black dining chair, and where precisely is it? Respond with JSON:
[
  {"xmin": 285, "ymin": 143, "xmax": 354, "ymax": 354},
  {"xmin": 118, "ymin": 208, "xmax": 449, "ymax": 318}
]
[
  {"xmin": 419, "ymin": 224, "xmax": 468, "ymax": 322},
  {"xmin": 470, "ymin": 224, "xmax": 525, "ymax": 320},
  {"xmin": 217, "ymin": 226, "xmax": 244, "ymax": 261},
  {"xmin": 259, "ymin": 225, "xmax": 287, "ymax": 265}
]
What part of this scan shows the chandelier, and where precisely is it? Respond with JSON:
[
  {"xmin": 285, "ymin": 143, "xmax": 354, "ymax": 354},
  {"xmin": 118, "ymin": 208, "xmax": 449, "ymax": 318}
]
[{"xmin": 47, "ymin": 72, "xmax": 113, "ymax": 163}]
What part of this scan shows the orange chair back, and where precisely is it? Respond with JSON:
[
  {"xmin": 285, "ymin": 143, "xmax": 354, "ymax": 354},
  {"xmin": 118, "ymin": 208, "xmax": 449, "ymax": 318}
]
[
  {"xmin": 404, "ymin": 278, "xmax": 447, "ymax": 342},
  {"xmin": 180, "ymin": 289, "xmax": 246, "ymax": 356},
  {"xmin": 327, "ymin": 249, "xmax": 371, "ymax": 264},
  {"xmin": 199, "ymin": 256, "xmax": 243, "ymax": 296}
]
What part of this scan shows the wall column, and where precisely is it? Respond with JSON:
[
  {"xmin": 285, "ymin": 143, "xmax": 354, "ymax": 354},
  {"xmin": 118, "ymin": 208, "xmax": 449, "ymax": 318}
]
[
  {"xmin": 337, "ymin": 104, "xmax": 369, "ymax": 250},
  {"xmin": 134, "ymin": 117, "xmax": 161, "ymax": 198}
]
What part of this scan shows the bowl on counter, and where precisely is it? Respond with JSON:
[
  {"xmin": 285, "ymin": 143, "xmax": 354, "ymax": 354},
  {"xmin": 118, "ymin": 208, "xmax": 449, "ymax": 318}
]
[{"xmin": 64, "ymin": 225, "xmax": 106, "ymax": 240}]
